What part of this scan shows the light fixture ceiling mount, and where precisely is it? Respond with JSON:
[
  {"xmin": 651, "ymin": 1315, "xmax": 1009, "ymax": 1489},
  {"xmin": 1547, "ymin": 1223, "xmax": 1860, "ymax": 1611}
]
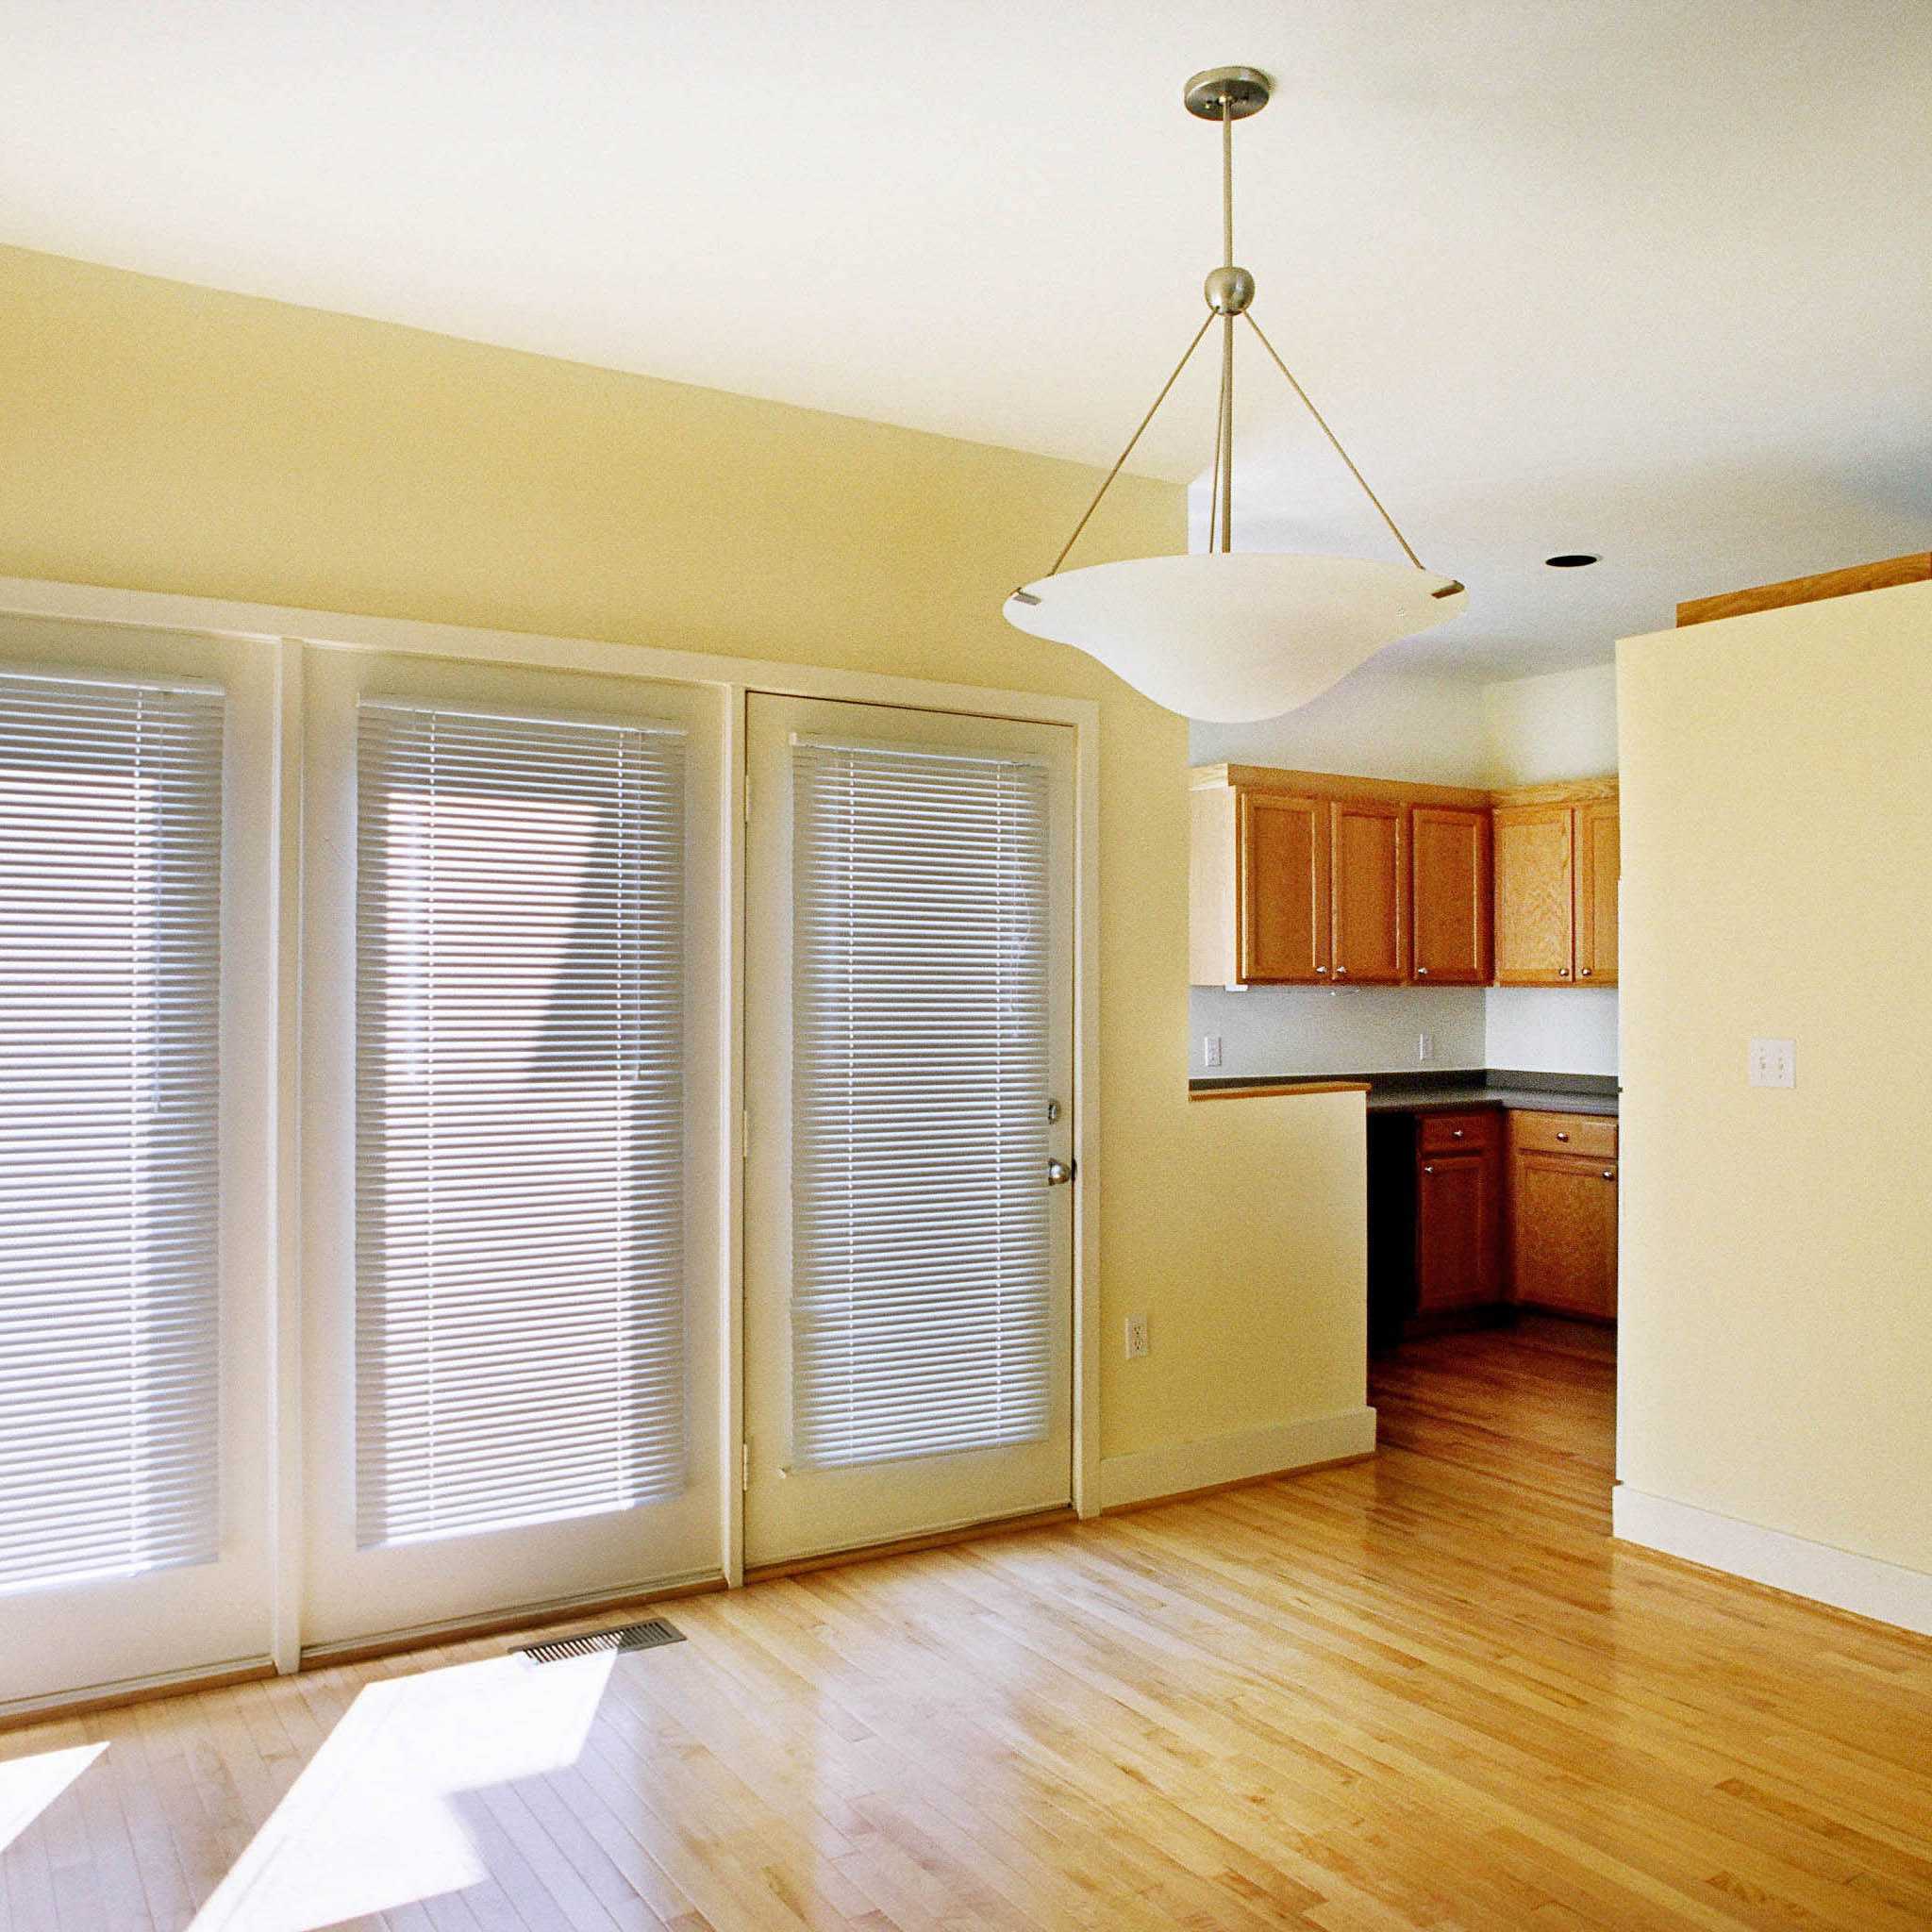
[{"xmin": 1004, "ymin": 66, "xmax": 1468, "ymax": 722}]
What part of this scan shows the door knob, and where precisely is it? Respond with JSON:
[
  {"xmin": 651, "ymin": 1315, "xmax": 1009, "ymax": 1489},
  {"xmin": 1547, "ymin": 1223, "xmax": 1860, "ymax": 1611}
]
[{"xmin": 1046, "ymin": 1158, "xmax": 1075, "ymax": 1187}]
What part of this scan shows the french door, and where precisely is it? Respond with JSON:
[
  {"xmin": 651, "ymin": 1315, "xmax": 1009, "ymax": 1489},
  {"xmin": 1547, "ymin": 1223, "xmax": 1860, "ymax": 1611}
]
[
  {"xmin": 300, "ymin": 650, "xmax": 724, "ymax": 1649},
  {"xmin": 742, "ymin": 694, "xmax": 1075, "ymax": 1568},
  {"xmin": 0, "ymin": 616, "xmax": 276, "ymax": 1710}
]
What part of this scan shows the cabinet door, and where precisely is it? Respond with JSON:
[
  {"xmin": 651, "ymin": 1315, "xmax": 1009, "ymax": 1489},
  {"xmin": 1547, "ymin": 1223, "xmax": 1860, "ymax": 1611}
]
[
  {"xmin": 1330, "ymin": 798, "xmax": 1405, "ymax": 984},
  {"xmin": 1410, "ymin": 805, "xmax": 1491, "ymax": 984},
  {"xmin": 1240, "ymin": 791, "xmax": 1330, "ymax": 983},
  {"xmin": 1574, "ymin": 801, "xmax": 1619, "ymax": 986},
  {"xmin": 1416, "ymin": 1150, "xmax": 1502, "ymax": 1311},
  {"xmin": 1493, "ymin": 805, "xmax": 1575, "ymax": 984},
  {"xmin": 1510, "ymin": 1154, "xmax": 1618, "ymax": 1317}
]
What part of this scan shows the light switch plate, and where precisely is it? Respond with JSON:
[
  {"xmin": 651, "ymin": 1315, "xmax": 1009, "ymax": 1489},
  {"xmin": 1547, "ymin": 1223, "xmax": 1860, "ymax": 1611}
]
[
  {"xmin": 1202, "ymin": 1034, "xmax": 1223, "ymax": 1069},
  {"xmin": 1748, "ymin": 1038, "xmax": 1795, "ymax": 1089},
  {"xmin": 1418, "ymin": 1032, "xmax": 1435, "ymax": 1062}
]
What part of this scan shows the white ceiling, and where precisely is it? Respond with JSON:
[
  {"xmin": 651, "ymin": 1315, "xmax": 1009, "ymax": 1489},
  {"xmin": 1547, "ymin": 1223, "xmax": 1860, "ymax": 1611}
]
[{"xmin": 3, "ymin": 0, "xmax": 1929, "ymax": 682}]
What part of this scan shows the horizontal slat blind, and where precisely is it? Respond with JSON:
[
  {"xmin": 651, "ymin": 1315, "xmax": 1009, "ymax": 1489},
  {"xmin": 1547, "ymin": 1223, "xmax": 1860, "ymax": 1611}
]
[
  {"xmin": 356, "ymin": 703, "xmax": 687, "ymax": 1547},
  {"xmin": 791, "ymin": 739, "xmax": 1053, "ymax": 1469},
  {"xmin": 0, "ymin": 671, "xmax": 224, "ymax": 1594}
]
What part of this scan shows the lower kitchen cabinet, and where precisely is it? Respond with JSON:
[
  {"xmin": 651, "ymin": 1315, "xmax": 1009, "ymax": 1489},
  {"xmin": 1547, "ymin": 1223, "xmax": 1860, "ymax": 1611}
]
[
  {"xmin": 1367, "ymin": 1102, "xmax": 1619, "ymax": 1342},
  {"xmin": 1507, "ymin": 1110, "xmax": 1619, "ymax": 1319},
  {"xmin": 1415, "ymin": 1111, "xmax": 1503, "ymax": 1313}
]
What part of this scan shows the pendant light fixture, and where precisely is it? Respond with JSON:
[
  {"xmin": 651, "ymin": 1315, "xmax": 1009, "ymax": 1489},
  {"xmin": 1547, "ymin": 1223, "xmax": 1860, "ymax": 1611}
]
[{"xmin": 1003, "ymin": 66, "xmax": 1467, "ymax": 723}]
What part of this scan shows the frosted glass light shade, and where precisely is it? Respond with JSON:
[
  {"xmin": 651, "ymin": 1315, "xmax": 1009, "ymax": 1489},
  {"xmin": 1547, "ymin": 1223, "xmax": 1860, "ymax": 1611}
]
[{"xmin": 1003, "ymin": 552, "xmax": 1468, "ymax": 722}]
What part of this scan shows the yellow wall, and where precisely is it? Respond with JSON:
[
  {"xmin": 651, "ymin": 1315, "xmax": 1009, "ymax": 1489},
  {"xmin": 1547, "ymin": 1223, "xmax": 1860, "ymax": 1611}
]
[
  {"xmin": 1617, "ymin": 580, "xmax": 1932, "ymax": 1573},
  {"xmin": 0, "ymin": 242, "xmax": 1368, "ymax": 1471}
]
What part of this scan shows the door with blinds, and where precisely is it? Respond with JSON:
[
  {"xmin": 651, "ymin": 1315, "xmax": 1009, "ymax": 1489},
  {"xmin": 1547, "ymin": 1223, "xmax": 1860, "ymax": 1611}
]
[
  {"xmin": 301, "ymin": 653, "xmax": 723, "ymax": 1649},
  {"xmin": 0, "ymin": 621, "xmax": 276, "ymax": 1710},
  {"xmin": 743, "ymin": 695, "xmax": 1075, "ymax": 1568}
]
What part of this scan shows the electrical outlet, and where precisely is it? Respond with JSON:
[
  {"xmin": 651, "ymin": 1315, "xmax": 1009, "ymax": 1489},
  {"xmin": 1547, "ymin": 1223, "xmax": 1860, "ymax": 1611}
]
[
  {"xmin": 1748, "ymin": 1037, "xmax": 1795, "ymax": 1089},
  {"xmin": 1202, "ymin": 1034, "xmax": 1223, "ymax": 1069},
  {"xmin": 1124, "ymin": 1314, "xmax": 1149, "ymax": 1359},
  {"xmin": 1417, "ymin": 1031, "xmax": 1435, "ymax": 1063}
]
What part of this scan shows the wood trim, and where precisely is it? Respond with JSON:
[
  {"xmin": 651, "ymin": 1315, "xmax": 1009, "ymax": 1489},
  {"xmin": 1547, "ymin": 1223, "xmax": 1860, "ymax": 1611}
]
[
  {"xmin": 1189, "ymin": 1080, "xmax": 1373, "ymax": 1101},
  {"xmin": 1196, "ymin": 764, "xmax": 1617, "ymax": 811},
  {"xmin": 1191, "ymin": 763, "xmax": 1491, "ymax": 810},
  {"xmin": 0, "ymin": 1660, "xmax": 278, "ymax": 1736},
  {"xmin": 741, "ymin": 1507, "xmax": 1077, "ymax": 1584},
  {"xmin": 1675, "ymin": 553, "xmax": 1932, "ymax": 627},
  {"xmin": 298, "ymin": 1574, "xmax": 728, "ymax": 1670},
  {"xmin": 1612, "ymin": 1487, "xmax": 1932, "ymax": 1639},
  {"xmin": 1490, "ymin": 775, "xmax": 1619, "ymax": 808},
  {"xmin": 1099, "ymin": 1452, "xmax": 1375, "ymax": 1517}
]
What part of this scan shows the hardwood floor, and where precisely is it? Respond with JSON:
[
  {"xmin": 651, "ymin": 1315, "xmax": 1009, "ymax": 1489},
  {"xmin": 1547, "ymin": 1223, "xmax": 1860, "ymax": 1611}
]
[{"xmin": 7, "ymin": 1318, "xmax": 1932, "ymax": 1930}]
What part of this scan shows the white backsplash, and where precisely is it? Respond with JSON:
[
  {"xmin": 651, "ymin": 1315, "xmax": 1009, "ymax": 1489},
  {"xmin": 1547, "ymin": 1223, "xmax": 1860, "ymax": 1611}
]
[
  {"xmin": 1483, "ymin": 986, "xmax": 1620, "ymax": 1075},
  {"xmin": 1191, "ymin": 982, "xmax": 1619, "ymax": 1079},
  {"xmin": 1191, "ymin": 984, "xmax": 1489, "ymax": 1078}
]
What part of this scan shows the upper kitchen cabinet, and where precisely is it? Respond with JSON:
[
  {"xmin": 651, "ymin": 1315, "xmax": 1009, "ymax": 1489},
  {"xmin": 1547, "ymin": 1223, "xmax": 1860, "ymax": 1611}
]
[
  {"xmin": 1492, "ymin": 779, "xmax": 1619, "ymax": 987},
  {"xmin": 1409, "ymin": 805, "xmax": 1491, "ymax": 985},
  {"xmin": 1574, "ymin": 798, "xmax": 1620, "ymax": 985},
  {"xmin": 1190, "ymin": 765, "xmax": 1487, "ymax": 988},
  {"xmin": 1329, "ymin": 797, "xmax": 1406, "ymax": 985}
]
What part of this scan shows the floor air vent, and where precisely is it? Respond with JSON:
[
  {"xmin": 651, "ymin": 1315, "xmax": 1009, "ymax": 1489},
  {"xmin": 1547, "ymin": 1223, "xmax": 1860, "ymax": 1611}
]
[{"xmin": 517, "ymin": 1617, "xmax": 686, "ymax": 1664}]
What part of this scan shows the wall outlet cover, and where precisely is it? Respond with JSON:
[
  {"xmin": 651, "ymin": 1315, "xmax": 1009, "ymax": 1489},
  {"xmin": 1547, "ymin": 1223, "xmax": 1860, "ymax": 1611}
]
[
  {"xmin": 1202, "ymin": 1034, "xmax": 1223, "ymax": 1069},
  {"xmin": 1748, "ymin": 1037, "xmax": 1795, "ymax": 1089},
  {"xmin": 1124, "ymin": 1314, "xmax": 1149, "ymax": 1359}
]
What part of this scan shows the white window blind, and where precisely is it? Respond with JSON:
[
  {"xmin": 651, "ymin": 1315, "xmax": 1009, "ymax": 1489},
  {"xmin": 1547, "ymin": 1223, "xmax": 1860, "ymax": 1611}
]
[
  {"xmin": 0, "ymin": 670, "xmax": 224, "ymax": 1594},
  {"xmin": 356, "ymin": 703, "xmax": 688, "ymax": 1547},
  {"xmin": 791, "ymin": 738, "xmax": 1053, "ymax": 1470}
]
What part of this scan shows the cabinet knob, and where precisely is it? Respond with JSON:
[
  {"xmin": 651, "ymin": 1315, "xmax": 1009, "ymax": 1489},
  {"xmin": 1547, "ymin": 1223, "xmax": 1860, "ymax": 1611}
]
[
  {"xmin": 1451, "ymin": 1129, "xmax": 1464, "ymax": 1139},
  {"xmin": 1558, "ymin": 966, "xmax": 1571, "ymax": 977},
  {"xmin": 1416, "ymin": 966, "xmax": 1429, "ymax": 975},
  {"xmin": 1603, "ymin": 1169, "xmax": 1615, "ymax": 1180},
  {"xmin": 1423, "ymin": 1164, "xmax": 1435, "ymax": 1174},
  {"xmin": 1335, "ymin": 965, "xmax": 1348, "ymax": 975},
  {"xmin": 1580, "ymin": 966, "xmax": 1592, "ymax": 976},
  {"xmin": 1556, "ymin": 1131, "xmax": 1569, "ymax": 1141},
  {"xmin": 1316, "ymin": 965, "xmax": 1327, "ymax": 974}
]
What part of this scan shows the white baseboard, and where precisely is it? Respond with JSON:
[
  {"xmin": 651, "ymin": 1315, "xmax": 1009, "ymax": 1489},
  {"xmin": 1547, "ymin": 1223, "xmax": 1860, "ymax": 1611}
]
[
  {"xmin": 1098, "ymin": 1406, "xmax": 1376, "ymax": 1512},
  {"xmin": 1613, "ymin": 1487, "xmax": 1932, "ymax": 1638}
]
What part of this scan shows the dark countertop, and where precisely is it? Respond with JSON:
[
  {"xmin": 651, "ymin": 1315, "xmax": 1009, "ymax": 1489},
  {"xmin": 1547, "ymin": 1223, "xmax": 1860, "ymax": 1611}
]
[{"xmin": 1190, "ymin": 1068, "xmax": 1619, "ymax": 1117}]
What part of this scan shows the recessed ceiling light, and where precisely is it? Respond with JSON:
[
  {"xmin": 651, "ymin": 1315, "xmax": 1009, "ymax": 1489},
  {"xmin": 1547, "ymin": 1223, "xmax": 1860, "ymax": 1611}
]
[{"xmin": 1544, "ymin": 553, "xmax": 1600, "ymax": 568}]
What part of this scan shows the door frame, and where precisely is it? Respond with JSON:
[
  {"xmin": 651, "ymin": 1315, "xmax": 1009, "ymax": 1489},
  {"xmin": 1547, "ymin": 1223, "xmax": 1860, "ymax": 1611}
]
[
  {"xmin": 0, "ymin": 572, "xmax": 1102, "ymax": 1696},
  {"xmin": 738, "ymin": 693, "xmax": 1078, "ymax": 1569}
]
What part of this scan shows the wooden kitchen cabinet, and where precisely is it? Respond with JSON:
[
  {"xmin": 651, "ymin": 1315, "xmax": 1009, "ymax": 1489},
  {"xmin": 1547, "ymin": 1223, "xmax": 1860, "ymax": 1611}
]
[
  {"xmin": 1507, "ymin": 1110, "xmax": 1618, "ymax": 1319},
  {"xmin": 1238, "ymin": 790, "xmax": 1329, "ymax": 983},
  {"xmin": 1329, "ymin": 797, "xmax": 1406, "ymax": 984},
  {"xmin": 1574, "ymin": 799, "xmax": 1619, "ymax": 985},
  {"xmin": 1410, "ymin": 805, "xmax": 1491, "ymax": 984},
  {"xmin": 1492, "ymin": 781, "xmax": 1618, "ymax": 987},
  {"xmin": 1415, "ymin": 1110, "xmax": 1503, "ymax": 1313},
  {"xmin": 1190, "ymin": 764, "xmax": 1487, "ymax": 987}
]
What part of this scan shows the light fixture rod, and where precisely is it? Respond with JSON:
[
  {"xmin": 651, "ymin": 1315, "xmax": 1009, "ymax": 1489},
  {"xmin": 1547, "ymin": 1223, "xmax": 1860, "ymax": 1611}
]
[
  {"xmin": 1041, "ymin": 310, "xmax": 1218, "ymax": 580},
  {"xmin": 1216, "ymin": 96, "xmax": 1236, "ymax": 552},
  {"xmin": 1222, "ymin": 94, "xmax": 1235, "ymax": 270}
]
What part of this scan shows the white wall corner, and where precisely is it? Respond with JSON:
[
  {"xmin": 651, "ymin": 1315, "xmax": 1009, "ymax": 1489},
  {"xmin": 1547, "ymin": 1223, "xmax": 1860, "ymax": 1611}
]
[
  {"xmin": 1099, "ymin": 1407, "xmax": 1376, "ymax": 1512},
  {"xmin": 1612, "ymin": 1487, "xmax": 1932, "ymax": 1639}
]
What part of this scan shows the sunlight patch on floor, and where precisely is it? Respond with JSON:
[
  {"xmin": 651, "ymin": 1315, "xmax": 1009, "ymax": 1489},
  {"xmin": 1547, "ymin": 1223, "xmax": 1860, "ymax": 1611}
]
[
  {"xmin": 0, "ymin": 1742, "xmax": 107, "ymax": 1855},
  {"xmin": 188, "ymin": 1648, "xmax": 615, "ymax": 1931}
]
